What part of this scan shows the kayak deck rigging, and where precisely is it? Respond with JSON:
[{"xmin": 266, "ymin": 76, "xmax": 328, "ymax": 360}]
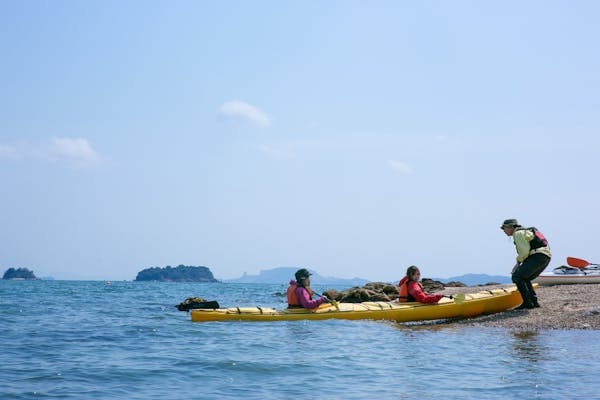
[{"xmin": 190, "ymin": 286, "xmax": 524, "ymax": 322}]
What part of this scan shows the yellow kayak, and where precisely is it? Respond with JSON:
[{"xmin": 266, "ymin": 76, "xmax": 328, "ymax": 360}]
[{"xmin": 190, "ymin": 286, "xmax": 524, "ymax": 322}]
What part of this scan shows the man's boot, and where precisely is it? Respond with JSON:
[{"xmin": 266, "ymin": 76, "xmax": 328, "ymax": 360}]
[
  {"xmin": 525, "ymin": 281, "xmax": 540, "ymax": 308},
  {"xmin": 529, "ymin": 292, "xmax": 540, "ymax": 308},
  {"xmin": 514, "ymin": 281, "xmax": 534, "ymax": 310}
]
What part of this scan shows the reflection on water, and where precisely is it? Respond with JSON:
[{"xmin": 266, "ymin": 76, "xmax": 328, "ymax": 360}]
[{"xmin": 510, "ymin": 331, "xmax": 548, "ymax": 364}]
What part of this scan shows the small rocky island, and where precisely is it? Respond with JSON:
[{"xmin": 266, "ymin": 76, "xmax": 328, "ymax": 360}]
[
  {"xmin": 135, "ymin": 265, "xmax": 219, "ymax": 282},
  {"xmin": 2, "ymin": 267, "xmax": 37, "ymax": 280}
]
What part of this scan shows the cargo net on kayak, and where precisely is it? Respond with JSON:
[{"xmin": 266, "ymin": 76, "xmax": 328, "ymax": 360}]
[{"xmin": 176, "ymin": 297, "xmax": 220, "ymax": 311}]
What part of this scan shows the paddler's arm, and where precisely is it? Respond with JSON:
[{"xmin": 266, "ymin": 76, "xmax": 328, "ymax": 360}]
[
  {"xmin": 408, "ymin": 282, "xmax": 443, "ymax": 304},
  {"xmin": 296, "ymin": 287, "xmax": 324, "ymax": 309}
]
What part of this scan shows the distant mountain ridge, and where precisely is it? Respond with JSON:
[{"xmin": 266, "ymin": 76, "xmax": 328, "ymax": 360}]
[
  {"xmin": 431, "ymin": 273, "xmax": 512, "ymax": 286},
  {"xmin": 223, "ymin": 268, "xmax": 510, "ymax": 287},
  {"xmin": 223, "ymin": 267, "xmax": 369, "ymax": 286}
]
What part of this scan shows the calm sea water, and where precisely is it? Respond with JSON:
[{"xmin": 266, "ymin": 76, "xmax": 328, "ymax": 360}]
[{"xmin": 1, "ymin": 280, "xmax": 599, "ymax": 400}]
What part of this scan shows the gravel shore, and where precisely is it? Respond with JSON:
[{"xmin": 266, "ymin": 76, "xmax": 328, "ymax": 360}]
[{"xmin": 439, "ymin": 283, "xmax": 600, "ymax": 330}]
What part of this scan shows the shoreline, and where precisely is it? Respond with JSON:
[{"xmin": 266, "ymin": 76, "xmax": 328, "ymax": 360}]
[{"xmin": 439, "ymin": 283, "xmax": 600, "ymax": 330}]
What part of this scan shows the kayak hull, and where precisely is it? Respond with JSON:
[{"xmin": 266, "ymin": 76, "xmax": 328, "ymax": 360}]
[
  {"xmin": 534, "ymin": 265, "xmax": 600, "ymax": 286},
  {"xmin": 190, "ymin": 286, "xmax": 524, "ymax": 322},
  {"xmin": 534, "ymin": 274, "xmax": 600, "ymax": 285}
]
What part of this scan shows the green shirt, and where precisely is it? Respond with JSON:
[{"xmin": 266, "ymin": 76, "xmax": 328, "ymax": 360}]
[{"xmin": 513, "ymin": 228, "xmax": 552, "ymax": 263}]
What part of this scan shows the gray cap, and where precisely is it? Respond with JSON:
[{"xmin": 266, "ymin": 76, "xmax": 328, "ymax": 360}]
[{"xmin": 500, "ymin": 218, "xmax": 519, "ymax": 228}]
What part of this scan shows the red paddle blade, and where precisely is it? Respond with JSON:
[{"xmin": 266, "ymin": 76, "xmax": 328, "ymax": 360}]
[{"xmin": 567, "ymin": 257, "xmax": 590, "ymax": 268}]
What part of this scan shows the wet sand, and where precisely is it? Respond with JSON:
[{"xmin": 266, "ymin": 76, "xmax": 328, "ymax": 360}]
[{"xmin": 440, "ymin": 283, "xmax": 600, "ymax": 330}]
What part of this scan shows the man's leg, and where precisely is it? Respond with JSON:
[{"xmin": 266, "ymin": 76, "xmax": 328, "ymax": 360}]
[
  {"xmin": 512, "ymin": 267, "xmax": 534, "ymax": 309},
  {"xmin": 516, "ymin": 254, "xmax": 551, "ymax": 308}
]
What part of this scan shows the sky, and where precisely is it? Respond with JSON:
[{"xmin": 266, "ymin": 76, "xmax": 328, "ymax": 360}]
[{"xmin": 1, "ymin": 1, "xmax": 599, "ymax": 281}]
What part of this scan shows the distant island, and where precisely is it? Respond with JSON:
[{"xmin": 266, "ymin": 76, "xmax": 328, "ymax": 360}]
[
  {"xmin": 135, "ymin": 265, "xmax": 219, "ymax": 282},
  {"xmin": 223, "ymin": 267, "xmax": 370, "ymax": 286},
  {"xmin": 2, "ymin": 267, "xmax": 37, "ymax": 280}
]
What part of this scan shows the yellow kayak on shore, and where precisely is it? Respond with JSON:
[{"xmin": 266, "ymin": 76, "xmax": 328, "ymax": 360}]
[{"xmin": 190, "ymin": 286, "xmax": 523, "ymax": 322}]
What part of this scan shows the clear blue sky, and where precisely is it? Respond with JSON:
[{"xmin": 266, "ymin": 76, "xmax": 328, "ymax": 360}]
[{"xmin": 1, "ymin": 1, "xmax": 599, "ymax": 281}]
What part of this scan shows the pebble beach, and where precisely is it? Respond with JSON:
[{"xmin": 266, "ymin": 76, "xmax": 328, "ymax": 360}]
[{"xmin": 441, "ymin": 283, "xmax": 600, "ymax": 330}]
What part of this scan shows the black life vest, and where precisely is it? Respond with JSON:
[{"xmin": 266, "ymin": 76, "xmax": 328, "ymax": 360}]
[{"xmin": 518, "ymin": 227, "xmax": 548, "ymax": 249}]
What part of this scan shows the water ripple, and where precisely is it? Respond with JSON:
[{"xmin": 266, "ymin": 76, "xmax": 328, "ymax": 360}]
[{"xmin": 2, "ymin": 281, "xmax": 600, "ymax": 399}]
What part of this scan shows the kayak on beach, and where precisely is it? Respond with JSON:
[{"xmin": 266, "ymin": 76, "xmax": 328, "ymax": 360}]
[
  {"xmin": 534, "ymin": 265, "xmax": 600, "ymax": 286},
  {"xmin": 190, "ymin": 285, "xmax": 524, "ymax": 322}
]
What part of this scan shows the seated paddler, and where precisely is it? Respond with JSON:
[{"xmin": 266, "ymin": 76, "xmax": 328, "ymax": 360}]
[
  {"xmin": 289, "ymin": 268, "xmax": 327, "ymax": 310},
  {"xmin": 398, "ymin": 265, "xmax": 443, "ymax": 304}
]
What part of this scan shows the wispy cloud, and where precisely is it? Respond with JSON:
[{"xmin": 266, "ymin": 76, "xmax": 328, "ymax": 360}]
[
  {"xmin": 0, "ymin": 144, "xmax": 18, "ymax": 159},
  {"xmin": 51, "ymin": 137, "xmax": 100, "ymax": 164},
  {"xmin": 219, "ymin": 100, "xmax": 271, "ymax": 127},
  {"xmin": 0, "ymin": 138, "xmax": 101, "ymax": 165},
  {"xmin": 258, "ymin": 144, "xmax": 294, "ymax": 159},
  {"xmin": 388, "ymin": 159, "xmax": 413, "ymax": 175}
]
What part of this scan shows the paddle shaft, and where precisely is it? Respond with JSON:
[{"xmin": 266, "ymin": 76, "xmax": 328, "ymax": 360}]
[
  {"xmin": 444, "ymin": 293, "xmax": 465, "ymax": 304},
  {"xmin": 313, "ymin": 291, "xmax": 340, "ymax": 310}
]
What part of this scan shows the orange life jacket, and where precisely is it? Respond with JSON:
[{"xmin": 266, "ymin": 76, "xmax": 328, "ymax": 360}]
[
  {"xmin": 398, "ymin": 277, "xmax": 422, "ymax": 302},
  {"xmin": 287, "ymin": 281, "xmax": 300, "ymax": 307}
]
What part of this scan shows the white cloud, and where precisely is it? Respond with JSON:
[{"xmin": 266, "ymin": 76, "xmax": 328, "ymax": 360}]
[
  {"xmin": 0, "ymin": 144, "xmax": 18, "ymax": 159},
  {"xmin": 219, "ymin": 100, "xmax": 271, "ymax": 127},
  {"xmin": 388, "ymin": 159, "xmax": 413, "ymax": 175},
  {"xmin": 51, "ymin": 137, "xmax": 100, "ymax": 163},
  {"xmin": 258, "ymin": 144, "xmax": 294, "ymax": 159}
]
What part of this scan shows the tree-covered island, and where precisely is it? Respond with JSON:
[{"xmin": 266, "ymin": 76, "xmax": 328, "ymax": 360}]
[
  {"xmin": 2, "ymin": 267, "xmax": 38, "ymax": 280},
  {"xmin": 135, "ymin": 265, "xmax": 219, "ymax": 282}
]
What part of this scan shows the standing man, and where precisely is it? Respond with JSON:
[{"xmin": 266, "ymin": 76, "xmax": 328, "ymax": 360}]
[{"xmin": 500, "ymin": 218, "xmax": 551, "ymax": 310}]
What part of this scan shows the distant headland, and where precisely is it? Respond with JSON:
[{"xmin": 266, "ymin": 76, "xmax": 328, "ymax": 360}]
[
  {"xmin": 221, "ymin": 267, "xmax": 510, "ymax": 286},
  {"xmin": 2, "ymin": 267, "xmax": 37, "ymax": 280},
  {"xmin": 222, "ymin": 267, "xmax": 369, "ymax": 286},
  {"xmin": 135, "ymin": 265, "xmax": 219, "ymax": 282}
]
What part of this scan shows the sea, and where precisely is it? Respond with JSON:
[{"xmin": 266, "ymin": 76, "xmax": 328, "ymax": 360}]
[{"xmin": 1, "ymin": 280, "xmax": 599, "ymax": 400}]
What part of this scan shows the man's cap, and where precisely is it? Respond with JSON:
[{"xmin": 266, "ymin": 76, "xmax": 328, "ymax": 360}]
[
  {"xmin": 500, "ymin": 218, "xmax": 519, "ymax": 228},
  {"xmin": 295, "ymin": 268, "xmax": 312, "ymax": 280}
]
